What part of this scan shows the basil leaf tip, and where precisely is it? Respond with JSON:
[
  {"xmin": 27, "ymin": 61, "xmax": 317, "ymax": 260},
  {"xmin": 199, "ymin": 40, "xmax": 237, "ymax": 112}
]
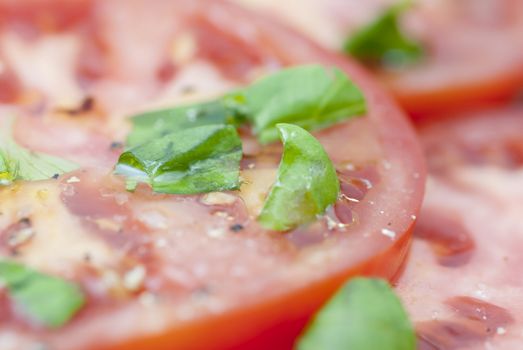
[
  {"xmin": 116, "ymin": 124, "xmax": 242, "ymax": 195},
  {"xmin": 297, "ymin": 277, "xmax": 416, "ymax": 350},
  {"xmin": 258, "ymin": 124, "xmax": 339, "ymax": 231},
  {"xmin": 0, "ymin": 151, "xmax": 18, "ymax": 185},
  {"xmin": 231, "ymin": 65, "xmax": 366, "ymax": 144},
  {"xmin": 126, "ymin": 99, "xmax": 246, "ymax": 148},
  {"xmin": 0, "ymin": 260, "xmax": 85, "ymax": 328},
  {"xmin": 0, "ymin": 118, "xmax": 79, "ymax": 185},
  {"xmin": 344, "ymin": 3, "xmax": 423, "ymax": 68}
]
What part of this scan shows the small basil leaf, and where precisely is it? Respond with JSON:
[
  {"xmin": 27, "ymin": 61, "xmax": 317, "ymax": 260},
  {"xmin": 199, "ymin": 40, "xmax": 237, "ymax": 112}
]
[
  {"xmin": 258, "ymin": 124, "xmax": 339, "ymax": 231},
  {"xmin": 116, "ymin": 124, "xmax": 242, "ymax": 194},
  {"xmin": 344, "ymin": 4, "xmax": 423, "ymax": 68},
  {"xmin": 296, "ymin": 278, "xmax": 416, "ymax": 350},
  {"xmin": 229, "ymin": 65, "xmax": 366, "ymax": 144},
  {"xmin": 0, "ymin": 260, "xmax": 85, "ymax": 328},
  {"xmin": 0, "ymin": 120, "xmax": 79, "ymax": 185},
  {"xmin": 127, "ymin": 99, "xmax": 246, "ymax": 148}
]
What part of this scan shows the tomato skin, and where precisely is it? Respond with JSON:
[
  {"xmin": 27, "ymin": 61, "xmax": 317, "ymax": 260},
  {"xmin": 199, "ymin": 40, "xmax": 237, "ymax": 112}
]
[
  {"xmin": 101, "ymin": 229, "xmax": 413, "ymax": 350},
  {"xmin": 392, "ymin": 70, "xmax": 523, "ymax": 121}
]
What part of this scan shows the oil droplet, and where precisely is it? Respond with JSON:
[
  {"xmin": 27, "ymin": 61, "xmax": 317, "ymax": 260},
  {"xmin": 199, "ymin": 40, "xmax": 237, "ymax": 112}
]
[
  {"xmin": 381, "ymin": 228, "xmax": 396, "ymax": 239},
  {"xmin": 123, "ymin": 265, "xmax": 146, "ymax": 292},
  {"xmin": 474, "ymin": 283, "xmax": 489, "ymax": 300},
  {"xmin": 207, "ymin": 227, "xmax": 226, "ymax": 238},
  {"xmin": 66, "ymin": 176, "xmax": 81, "ymax": 183}
]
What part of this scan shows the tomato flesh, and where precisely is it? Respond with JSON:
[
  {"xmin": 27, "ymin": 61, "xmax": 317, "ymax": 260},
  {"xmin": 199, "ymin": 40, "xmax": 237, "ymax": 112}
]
[{"xmin": 396, "ymin": 106, "xmax": 523, "ymax": 349}]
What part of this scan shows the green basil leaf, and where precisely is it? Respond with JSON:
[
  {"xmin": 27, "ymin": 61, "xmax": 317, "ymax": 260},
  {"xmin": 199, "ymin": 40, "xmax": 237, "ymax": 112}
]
[
  {"xmin": 125, "ymin": 65, "xmax": 366, "ymax": 148},
  {"xmin": 231, "ymin": 65, "xmax": 366, "ymax": 144},
  {"xmin": 258, "ymin": 124, "xmax": 339, "ymax": 231},
  {"xmin": 344, "ymin": 3, "xmax": 423, "ymax": 68},
  {"xmin": 0, "ymin": 260, "xmax": 85, "ymax": 328},
  {"xmin": 0, "ymin": 151, "xmax": 18, "ymax": 185},
  {"xmin": 296, "ymin": 278, "xmax": 416, "ymax": 350},
  {"xmin": 0, "ymin": 120, "xmax": 79, "ymax": 185},
  {"xmin": 116, "ymin": 124, "xmax": 242, "ymax": 194},
  {"xmin": 126, "ymin": 100, "xmax": 246, "ymax": 148}
]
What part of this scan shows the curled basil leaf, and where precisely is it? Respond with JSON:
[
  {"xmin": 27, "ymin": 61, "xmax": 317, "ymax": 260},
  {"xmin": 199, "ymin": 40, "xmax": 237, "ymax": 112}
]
[
  {"xmin": 297, "ymin": 278, "xmax": 416, "ymax": 350},
  {"xmin": 0, "ymin": 260, "xmax": 85, "ymax": 328},
  {"xmin": 258, "ymin": 124, "xmax": 339, "ymax": 231},
  {"xmin": 116, "ymin": 124, "xmax": 242, "ymax": 194}
]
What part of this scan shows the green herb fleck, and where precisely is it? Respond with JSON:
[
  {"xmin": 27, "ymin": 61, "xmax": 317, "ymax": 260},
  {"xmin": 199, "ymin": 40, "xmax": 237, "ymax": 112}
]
[
  {"xmin": 258, "ymin": 124, "xmax": 339, "ymax": 231},
  {"xmin": 296, "ymin": 277, "xmax": 416, "ymax": 350},
  {"xmin": 0, "ymin": 151, "xmax": 18, "ymax": 185},
  {"xmin": 0, "ymin": 260, "xmax": 85, "ymax": 328},
  {"xmin": 344, "ymin": 3, "xmax": 423, "ymax": 68}
]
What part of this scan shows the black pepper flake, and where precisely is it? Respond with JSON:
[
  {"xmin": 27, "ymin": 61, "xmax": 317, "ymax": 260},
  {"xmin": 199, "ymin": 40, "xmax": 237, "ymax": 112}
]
[
  {"xmin": 57, "ymin": 96, "xmax": 95, "ymax": 116},
  {"xmin": 52, "ymin": 173, "xmax": 60, "ymax": 179},
  {"xmin": 18, "ymin": 217, "xmax": 31, "ymax": 226},
  {"xmin": 110, "ymin": 141, "xmax": 124, "ymax": 150},
  {"xmin": 229, "ymin": 224, "xmax": 244, "ymax": 232}
]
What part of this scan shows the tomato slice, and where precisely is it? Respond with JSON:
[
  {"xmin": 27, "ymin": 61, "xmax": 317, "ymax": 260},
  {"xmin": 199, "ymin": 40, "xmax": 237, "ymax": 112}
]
[
  {"xmin": 0, "ymin": 1, "xmax": 425, "ymax": 349},
  {"xmin": 383, "ymin": 0, "xmax": 523, "ymax": 118},
  {"xmin": 0, "ymin": 0, "xmax": 91, "ymax": 36},
  {"xmin": 0, "ymin": 56, "xmax": 21, "ymax": 103},
  {"xmin": 236, "ymin": 0, "xmax": 523, "ymax": 118},
  {"xmin": 395, "ymin": 106, "xmax": 523, "ymax": 349}
]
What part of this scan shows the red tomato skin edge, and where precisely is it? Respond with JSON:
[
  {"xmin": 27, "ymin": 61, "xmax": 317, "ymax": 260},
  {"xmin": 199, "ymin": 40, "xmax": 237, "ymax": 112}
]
[
  {"xmin": 394, "ymin": 68, "xmax": 523, "ymax": 121},
  {"xmin": 95, "ymin": 226, "xmax": 413, "ymax": 350}
]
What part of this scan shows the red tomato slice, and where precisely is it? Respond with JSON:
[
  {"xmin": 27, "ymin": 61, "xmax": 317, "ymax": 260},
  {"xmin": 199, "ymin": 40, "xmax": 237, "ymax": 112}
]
[
  {"xmin": 236, "ymin": 0, "xmax": 523, "ymax": 118},
  {"xmin": 0, "ymin": 56, "xmax": 21, "ymax": 103},
  {"xmin": 0, "ymin": 0, "xmax": 91, "ymax": 36},
  {"xmin": 0, "ymin": 0, "xmax": 88, "ymax": 108},
  {"xmin": 0, "ymin": 1, "xmax": 425, "ymax": 349},
  {"xmin": 396, "ymin": 106, "xmax": 523, "ymax": 349},
  {"xmin": 383, "ymin": 0, "xmax": 523, "ymax": 118}
]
